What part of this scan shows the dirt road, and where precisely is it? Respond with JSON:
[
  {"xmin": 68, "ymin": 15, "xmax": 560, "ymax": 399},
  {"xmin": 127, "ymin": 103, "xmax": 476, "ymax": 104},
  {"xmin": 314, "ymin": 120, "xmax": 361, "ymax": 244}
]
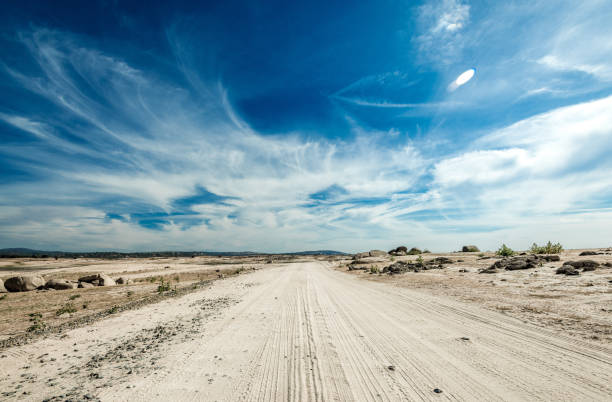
[{"xmin": 1, "ymin": 261, "xmax": 611, "ymax": 401}]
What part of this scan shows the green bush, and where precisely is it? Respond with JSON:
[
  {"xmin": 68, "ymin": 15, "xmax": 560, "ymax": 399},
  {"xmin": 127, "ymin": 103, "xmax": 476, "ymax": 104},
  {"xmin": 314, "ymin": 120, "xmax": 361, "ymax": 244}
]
[
  {"xmin": 369, "ymin": 266, "xmax": 379, "ymax": 274},
  {"xmin": 407, "ymin": 247, "xmax": 422, "ymax": 255},
  {"xmin": 530, "ymin": 241, "xmax": 563, "ymax": 254},
  {"xmin": 496, "ymin": 244, "xmax": 514, "ymax": 257},
  {"xmin": 416, "ymin": 255, "xmax": 425, "ymax": 266}
]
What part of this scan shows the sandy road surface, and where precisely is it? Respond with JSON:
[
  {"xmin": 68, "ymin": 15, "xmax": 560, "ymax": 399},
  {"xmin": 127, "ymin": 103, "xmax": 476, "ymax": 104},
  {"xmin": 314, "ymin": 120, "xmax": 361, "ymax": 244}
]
[{"xmin": 1, "ymin": 261, "xmax": 611, "ymax": 401}]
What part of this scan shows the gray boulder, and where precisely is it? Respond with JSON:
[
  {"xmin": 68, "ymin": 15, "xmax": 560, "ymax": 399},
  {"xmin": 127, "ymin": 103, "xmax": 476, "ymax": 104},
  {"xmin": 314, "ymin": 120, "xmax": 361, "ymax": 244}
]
[
  {"xmin": 45, "ymin": 279, "xmax": 78, "ymax": 290},
  {"xmin": 556, "ymin": 265, "xmax": 580, "ymax": 275},
  {"xmin": 564, "ymin": 260, "xmax": 599, "ymax": 271},
  {"xmin": 4, "ymin": 275, "xmax": 45, "ymax": 292},
  {"xmin": 98, "ymin": 274, "xmax": 115, "ymax": 287},
  {"xmin": 116, "ymin": 277, "xmax": 131, "ymax": 285},
  {"xmin": 78, "ymin": 273, "xmax": 115, "ymax": 286},
  {"xmin": 78, "ymin": 274, "xmax": 100, "ymax": 283},
  {"xmin": 369, "ymin": 250, "xmax": 388, "ymax": 257}
]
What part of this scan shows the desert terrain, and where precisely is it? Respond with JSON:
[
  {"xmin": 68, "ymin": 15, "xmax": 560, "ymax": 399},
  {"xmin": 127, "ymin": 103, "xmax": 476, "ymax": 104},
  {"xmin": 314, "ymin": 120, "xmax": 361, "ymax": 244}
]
[{"xmin": 0, "ymin": 249, "xmax": 610, "ymax": 401}]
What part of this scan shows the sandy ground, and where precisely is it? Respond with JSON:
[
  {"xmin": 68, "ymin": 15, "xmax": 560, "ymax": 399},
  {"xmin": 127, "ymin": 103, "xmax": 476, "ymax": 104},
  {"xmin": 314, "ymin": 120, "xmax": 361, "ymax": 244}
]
[{"xmin": 1, "ymin": 260, "xmax": 610, "ymax": 401}]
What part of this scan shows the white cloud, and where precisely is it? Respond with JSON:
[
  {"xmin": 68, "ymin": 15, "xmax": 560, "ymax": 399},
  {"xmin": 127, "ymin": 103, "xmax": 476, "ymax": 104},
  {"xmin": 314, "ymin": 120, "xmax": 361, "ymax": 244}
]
[{"xmin": 415, "ymin": 0, "xmax": 470, "ymax": 64}]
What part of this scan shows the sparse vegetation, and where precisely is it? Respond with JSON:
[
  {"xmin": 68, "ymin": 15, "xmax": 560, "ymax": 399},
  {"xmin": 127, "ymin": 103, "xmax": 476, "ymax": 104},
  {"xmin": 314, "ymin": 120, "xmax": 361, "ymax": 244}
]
[
  {"xmin": 369, "ymin": 266, "xmax": 380, "ymax": 274},
  {"xmin": 26, "ymin": 312, "xmax": 46, "ymax": 332},
  {"xmin": 127, "ymin": 291, "xmax": 134, "ymax": 297},
  {"xmin": 107, "ymin": 305, "xmax": 119, "ymax": 314},
  {"xmin": 157, "ymin": 278, "xmax": 171, "ymax": 293},
  {"xmin": 407, "ymin": 247, "xmax": 422, "ymax": 255},
  {"xmin": 462, "ymin": 245, "xmax": 480, "ymax": 252},
  {"xmin": 0, "ymin": 294, "xmax": 6, "ymax": 301},
  {"xmin": 55, "ymin": 302, "xmax": 77, "ymax": 316},
  {"xmin": 496, "ymin": 244, "xmax": 514, "ymax": 257},
  {"xmin": 530, "ymin": 241, "xmax": 563, "ymax": 254},
  {"xmin": 422, "ymin": 249, "xmax": 431, "ymax": 254},
  {"xmin": 68, "ymin": 294, "xmax": 81, "ymax": 300},
  {"xmin": 416, "ymin": 255, "xmax": 425, "ymax": 266},
  {"xmin": 478, "ymin": 253, "xmax": 485, "ymax": 257}
]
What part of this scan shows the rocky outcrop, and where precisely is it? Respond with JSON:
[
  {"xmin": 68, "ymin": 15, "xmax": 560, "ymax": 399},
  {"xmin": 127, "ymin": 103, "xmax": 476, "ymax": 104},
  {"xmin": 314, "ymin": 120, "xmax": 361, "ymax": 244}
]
[
  {"xmin": 45, "ymin": 279, "xmax": 78, "ymax": 290},
  {"xmin": 78, "ymin": 282, "xmax": 95, "ymax": 288},
  {"xmin": 579, "ymin": 251, "xmax": 598, "ymax": 256},
  {"xmin": 462, "ymin": 245, "xmax": 480, "ymax": 252},
  {"xmin": 78, "ymin": 273, "xmax": 116, "ymax": 287},
  {"xmin": 556, "ymin": 265, "xmax": 580, "ymax": 275},
  {"xmin": 4, "ymin": 275, "xmax": 45, "ymax": 292},
  {"xmin": 382, "ymin": 257, "xmax": 453, "ymax": 274},
  {"xmin": 562, "ymin": 260, "xmax": 599, "ymax": 271},
  {"xmin": 368, "ymin": 250, "xmax": 388, "ymax": 257},
  {"xmin": 485, "ymin": 255, "xmax": 559, "ymax": 272},
  {"xmin": 389, "ymin": 246, "xmax": 408, "ymax": 256},
  {"xmin": 116, "ymin": 277, "xmax": 131, "ymax": 285}
]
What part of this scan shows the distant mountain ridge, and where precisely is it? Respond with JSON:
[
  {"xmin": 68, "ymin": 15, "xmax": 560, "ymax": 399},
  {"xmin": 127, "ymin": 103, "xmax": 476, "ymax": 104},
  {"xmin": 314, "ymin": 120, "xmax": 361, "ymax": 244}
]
[{"xmin": 0, "ymin": 248, "xmax": 346, "ymax": 258}]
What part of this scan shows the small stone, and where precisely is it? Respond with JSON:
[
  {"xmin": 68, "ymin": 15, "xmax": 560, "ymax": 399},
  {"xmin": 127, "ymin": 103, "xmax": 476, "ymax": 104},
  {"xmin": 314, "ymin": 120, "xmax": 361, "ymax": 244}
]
[
  {"xmin": 387, "ymin": 365, "xmax": 395, "ymax": 371},
  {"xmin": 433, "ymin": 388, "xmax": 443, "ymax": 393}
]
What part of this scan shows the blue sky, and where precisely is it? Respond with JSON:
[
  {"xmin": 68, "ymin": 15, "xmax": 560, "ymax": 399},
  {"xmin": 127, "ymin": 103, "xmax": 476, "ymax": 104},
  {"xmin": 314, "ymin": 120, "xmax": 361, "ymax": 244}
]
[{"xmin": 1, "ymin": 0, "xmax": 612, "ymax": 252}]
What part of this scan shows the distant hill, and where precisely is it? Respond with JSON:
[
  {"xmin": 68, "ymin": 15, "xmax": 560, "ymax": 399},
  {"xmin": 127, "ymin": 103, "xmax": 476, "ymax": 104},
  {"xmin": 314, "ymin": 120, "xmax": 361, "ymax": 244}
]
[{"xmin": 0, "ymin": 248, "xmax": 346, "ymax": 258}]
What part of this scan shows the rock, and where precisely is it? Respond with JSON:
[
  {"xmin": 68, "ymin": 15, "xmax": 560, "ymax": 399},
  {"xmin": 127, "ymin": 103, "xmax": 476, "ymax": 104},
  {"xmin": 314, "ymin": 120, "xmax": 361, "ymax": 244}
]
[
  {"xmin": 4, "ymin": 276, "xmax": 45, "ymax": 292},
  {"xmin": 78, "ymin": 282, "xmax": 95, "ymax": 288},
  {"xmin": 479, "ymin": 267, "xmax": 498, "ymax": 274},
  {"xmin": 368, "ymin": 250, "xmax": 388, "ymax": 257},
  {"xmin": 347, "ymin": 264, "xmax": 368, "ymax": 271},
  {"xmin": 98, "ymin": 274, "xmax": 115, "ymax": 287},
  {"xmin": 579, "ymin": 251, "xmax": 598, "ymax": 256},
  {"xmin": 603, "ymin": 262, "xmax": 612, "ymax": 268},
  {"xmin": 407, "ymin": 247, "xmax": 422, "ymax": 255},
  {"xmin": 389, "ymin": 246, "xmax": 408, "ymax": 256},
  {"xmin": 462, "ymin": 245, "xmax": 480, "ymax": 252},
  {"xmin": 116, "ymin": 277, "xmax": 131, "ymax": 285},
  {"xmin": 564, "ymin": 260, "xmax": 600, "ymax": 271},
  {"xmin": 78, "ymin": 274, "xmax": 100, "ymax": 283},
  {"xmin": 556, "ymin": 265, "xmax": 580, "ymax": 275},
  {"xmin": 541, "ymin": 255, "xmax": 560, "ymax": 262},
  {"xmin": 45, "ymin": 279, "xmax": 78, "ymax": 290},
  {"xmin": 487, "ymin": 255, "xmax": 550, "ymax": 271},
  {"xmin": 387, "ymin": 365, "xmax": 395, "ymax": 371},
  {"xmin": 432, "ymin": 257, "xmax": 453, "ymax": 264},
  {"xmin": 78, "ymin": 274, "xmax": 115, "ymax": 286},
  {"xmin": 433, "ymin": 388, "xmax": 443, "ymax": 394},
  {"xmin": 0, "ymin": 279, "xmax": 7, "ymax": 293}
]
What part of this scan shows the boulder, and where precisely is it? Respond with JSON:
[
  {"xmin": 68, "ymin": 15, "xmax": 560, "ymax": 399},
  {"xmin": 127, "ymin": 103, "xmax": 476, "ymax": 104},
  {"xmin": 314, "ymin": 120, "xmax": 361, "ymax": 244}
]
[
  {"xmin": 45, "ymin": 279, "xmax": 78, "ymax": 290},
  {"xmin": 389, "ymin": 246, "xmax": 408, "ymax": 256},
  {"xmin": 98, "ymin": 274, "xmax": 115, "ymax": 287},
  {"xmin": 564, "ymin": 260, "xmax": 600, "ymax": 271},
  {"xmin": 487, "ymin": 255, "xmax": 551, "ymax": 271},
  {"xmin": 368, "ymin": 250, "xmax": 388, "ymax": 257},
  {"xmin": 4, "ymin": 275, "xmax": 45, "ymax": 292},
  {"xmin": 78, "ymin": 273, "xmax": 115, "ymax": 286},
  {"xmin": 579, "ymin": 251, "xmax": 598, "ymax": 256},
  {"xmin": 462, "ymin": 245, "xmax": 480, "ymax": 252},
  {"xmin": 556, "ymin": 265, "xmax": 580, "ymax": 275},
  {"xmin": 116, "ymin": 277, "xmax": 131, "ymax": 285},
  {"xmin": 78, "ymin": 274, "xmax": 100, "ymax": 283},
  {"xmin": 78, "ymin": 282, "xmax": 95, "ymax": 289},
  {"xmin": 479, "ymin": 267, "xmax": 499, "ymax": 274},
  {"xmin": 0, "ymin": 279, "xmax": 7, "ymax": 293}
]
